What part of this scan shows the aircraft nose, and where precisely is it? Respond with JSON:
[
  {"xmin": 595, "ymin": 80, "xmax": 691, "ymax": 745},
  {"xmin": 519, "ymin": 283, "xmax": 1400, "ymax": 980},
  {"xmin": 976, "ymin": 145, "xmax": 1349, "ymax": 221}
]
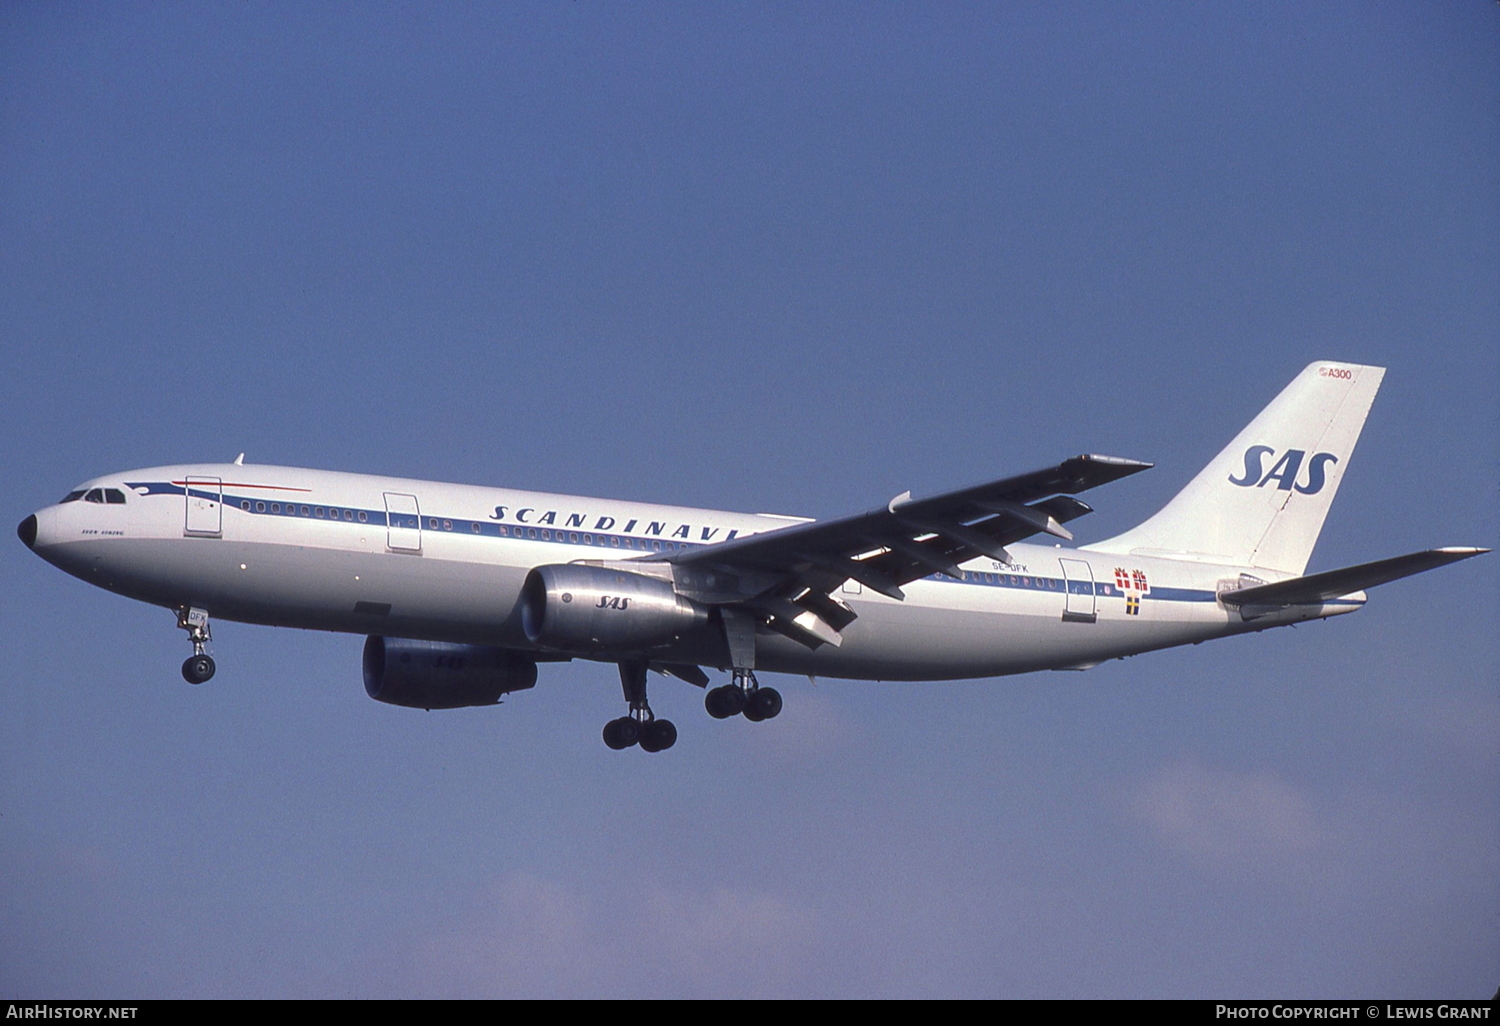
[{"xmin": 17, "ymin": 514, "xmax": 37, "ymax": 550}]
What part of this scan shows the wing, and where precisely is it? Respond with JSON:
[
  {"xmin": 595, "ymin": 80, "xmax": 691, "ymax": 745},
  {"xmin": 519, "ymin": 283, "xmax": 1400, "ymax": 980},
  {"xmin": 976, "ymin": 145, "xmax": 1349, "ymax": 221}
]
[{"xmin": 640, "ymin": 454, "xmax": 1151, "ymax": 651}]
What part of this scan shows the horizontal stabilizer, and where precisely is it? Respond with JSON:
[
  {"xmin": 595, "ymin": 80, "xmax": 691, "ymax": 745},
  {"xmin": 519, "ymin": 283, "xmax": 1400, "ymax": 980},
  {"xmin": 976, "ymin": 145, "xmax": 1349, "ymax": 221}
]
[{"xmin": 1219, "ymin": 547, "xmax": 1488, "ymax": 607}]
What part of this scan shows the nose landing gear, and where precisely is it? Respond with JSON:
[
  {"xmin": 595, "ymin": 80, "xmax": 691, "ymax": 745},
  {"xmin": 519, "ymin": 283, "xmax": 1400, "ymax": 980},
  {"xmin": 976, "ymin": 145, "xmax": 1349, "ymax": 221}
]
[{"xmin": 176, "ymin": 606, "xmax": 216, "ymax": 684}]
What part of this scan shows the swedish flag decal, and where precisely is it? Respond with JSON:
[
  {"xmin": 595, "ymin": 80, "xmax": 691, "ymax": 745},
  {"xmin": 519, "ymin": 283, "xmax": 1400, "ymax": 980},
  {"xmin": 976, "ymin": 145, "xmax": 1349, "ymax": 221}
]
[{"xmin": 1114, "ymin": 566, "xmax": 1149, "ymax": 615}]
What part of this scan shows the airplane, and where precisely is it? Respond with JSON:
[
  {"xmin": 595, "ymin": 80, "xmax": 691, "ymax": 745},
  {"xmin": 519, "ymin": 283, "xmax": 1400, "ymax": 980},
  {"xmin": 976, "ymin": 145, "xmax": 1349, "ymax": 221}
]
[{"xmin": 16, "ymin": 360, "xmax": 1487, "ymax": 752}]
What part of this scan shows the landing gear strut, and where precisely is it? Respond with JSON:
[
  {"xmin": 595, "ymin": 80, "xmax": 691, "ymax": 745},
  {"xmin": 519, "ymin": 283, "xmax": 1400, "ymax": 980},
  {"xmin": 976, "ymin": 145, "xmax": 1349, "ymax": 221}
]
[
  {"xmin": 177, "ymin": 606, "xmax": 216, "ymax": 684},
  {"xmin": 705, "ymin": 668, "xmax": 781, "ymax": 722},
  {"xmin": 603, "ymin": 661, "xmax": 676, "ymax": 753}
]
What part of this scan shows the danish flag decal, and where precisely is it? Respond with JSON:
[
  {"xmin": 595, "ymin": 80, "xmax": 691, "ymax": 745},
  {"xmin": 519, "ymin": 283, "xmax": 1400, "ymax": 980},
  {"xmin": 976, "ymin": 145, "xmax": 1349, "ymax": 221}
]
[{"xmin": 1114, "ymin": 567, "xmax": 1149, "ymax": 616}]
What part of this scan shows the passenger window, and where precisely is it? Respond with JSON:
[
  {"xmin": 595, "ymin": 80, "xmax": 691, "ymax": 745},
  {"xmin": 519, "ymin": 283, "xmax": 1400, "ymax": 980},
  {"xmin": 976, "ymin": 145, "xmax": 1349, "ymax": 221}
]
[
  {"xmin": 471, "ymin": 522, "xmax": 480, "ymax": 534},
  {"xmin": 300, "ymin": 506, "xmax": 310, "ymax": 516},
  {"xmin": 345, "ymin": 510, "xmax": 354, "ymax": 521},
  {"xmin": 443, "ymin": 519, "xmax": 452, "ymax": 530},
  {"xmin": 241, "ymin": 501, "xmax": 251, "ymax": 511},
  {"xmin": 256, "ymin": 502, "xmax": 266, "ymax": 512},
  {"xmin": 85, "ymin": 489, "xmax": 104, "ymax": 503},
  {"xmin": 315, "ymin": 508, "xmax": 325, "ymax": 518},
  {"xmin": 105, "ymin": 489, "xmax": 126, "ymax": 504},
  {"xmin": 359, "ymin": 511, "xmax": 368, "ymax": 523},
  {"xmin": 271, "ymin": 503, "xmax": 280, "ymax": 513}
]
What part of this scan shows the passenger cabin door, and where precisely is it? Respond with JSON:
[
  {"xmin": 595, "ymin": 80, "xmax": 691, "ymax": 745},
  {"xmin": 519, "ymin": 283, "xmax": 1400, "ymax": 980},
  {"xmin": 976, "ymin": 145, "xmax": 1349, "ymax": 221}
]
[
  {"xmin": 1059, "ymin": 558, "xmax": 1097, "ymax": 623},
  {"xmin": 384, "ymin": 492, "xmax": 422, "ymax": 553},
  {"xmin": 184, "ymin": 476, "xmax": 222, "ymax": 537}
]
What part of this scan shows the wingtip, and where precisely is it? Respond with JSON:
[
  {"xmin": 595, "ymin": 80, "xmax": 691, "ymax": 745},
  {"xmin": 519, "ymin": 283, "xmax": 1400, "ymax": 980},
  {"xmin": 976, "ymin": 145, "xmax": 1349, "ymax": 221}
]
[{"xmin": 1079, "ymin": 454, "xmax": 1153, "ymax": 471}]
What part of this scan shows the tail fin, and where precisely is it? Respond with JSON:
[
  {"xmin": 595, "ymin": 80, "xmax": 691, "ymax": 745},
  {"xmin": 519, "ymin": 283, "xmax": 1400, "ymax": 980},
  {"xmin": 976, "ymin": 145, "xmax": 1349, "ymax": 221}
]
[{"xmin": 1087, "ymin": 361, "xmax": 1385, "ymax": 574}]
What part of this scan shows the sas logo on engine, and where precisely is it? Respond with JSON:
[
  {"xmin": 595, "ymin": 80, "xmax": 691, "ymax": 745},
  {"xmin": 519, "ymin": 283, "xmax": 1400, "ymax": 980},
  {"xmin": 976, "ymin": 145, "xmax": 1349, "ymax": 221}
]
[
  {"xmin": 1227, "ymin": 446, "xmax": 1338, "ymax": 494},
  {"xmin": 596, "ymin": 595, "xmax": 632, "ymax": 610}
]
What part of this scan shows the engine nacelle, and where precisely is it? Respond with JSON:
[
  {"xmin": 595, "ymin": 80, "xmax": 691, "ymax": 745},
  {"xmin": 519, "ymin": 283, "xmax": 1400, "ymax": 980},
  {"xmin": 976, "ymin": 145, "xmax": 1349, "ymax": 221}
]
[
  {"xmin": 521, "ymin": 563, "xmax": 708, "ymax": 653},
  {"xmin": 363, "ymin": 636, "xmax": 538, "ymax": 710}
]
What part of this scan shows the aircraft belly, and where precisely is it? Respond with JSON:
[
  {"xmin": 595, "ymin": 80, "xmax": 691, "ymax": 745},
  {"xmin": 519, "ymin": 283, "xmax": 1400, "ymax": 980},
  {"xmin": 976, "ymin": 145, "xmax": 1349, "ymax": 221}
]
[
  {"xmin": 753, "ymin": 587, "xmax": 1228, "ymax": 681},
  {"xmin": 52, "ymin": 537, "xmax": 534, "ymax": 646}
]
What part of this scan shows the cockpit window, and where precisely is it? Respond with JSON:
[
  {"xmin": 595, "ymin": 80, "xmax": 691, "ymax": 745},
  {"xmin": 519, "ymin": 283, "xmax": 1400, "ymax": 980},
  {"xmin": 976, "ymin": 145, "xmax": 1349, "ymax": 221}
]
[
  {"xmin": 104, "ymin": 489, "xmax": 126, "ymax": 504},
  {"xmin": 60, "ymin": 490, "xmax": 86, "ymax": 503},
  {"xmin": 85, "ymin": 489, "xmax": 105, "ymax": 504}
]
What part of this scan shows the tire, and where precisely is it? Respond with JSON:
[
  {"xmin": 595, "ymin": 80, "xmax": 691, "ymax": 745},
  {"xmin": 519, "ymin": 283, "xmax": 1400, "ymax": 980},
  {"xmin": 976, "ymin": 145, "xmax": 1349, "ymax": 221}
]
[
  {"xmin": 644, "ymin": 719, "xmax": 677, "ymax": 752},
  {"xmin": 705, "ymin": 685, "xmax": 744, "ymax": 719},
  {"xmin": 603, "ymin": 717, "xmax": 639, "ymax": 750},
  {"xmin": 182, "ymin": 654, "xmax": 216, "ymax": 685},
  {"xmin": 751, "ymin": 687, "xmax": 782, "ymax": 720}
]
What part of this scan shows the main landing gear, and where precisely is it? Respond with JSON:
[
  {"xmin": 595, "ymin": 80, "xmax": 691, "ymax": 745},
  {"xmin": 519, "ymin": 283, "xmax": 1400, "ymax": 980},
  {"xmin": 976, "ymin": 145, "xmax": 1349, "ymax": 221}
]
[
  {"xmin": 705, "ymin": 669, "xmax": 781, "ymax": 722},
  {"xmin": 177, "ymin": 606, "xmax": 216, "ymax": 685},
  {"xmin": 604, "ymin": 661, "xmax": 677, "ymax": 753}
]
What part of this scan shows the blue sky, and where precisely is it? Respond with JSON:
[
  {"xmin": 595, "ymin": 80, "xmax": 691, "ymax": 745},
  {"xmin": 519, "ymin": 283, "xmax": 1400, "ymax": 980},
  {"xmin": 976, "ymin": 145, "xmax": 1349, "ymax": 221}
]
[{"xmin": 2, "ymin": 2, "xmax": 1495, "ymax": 998}]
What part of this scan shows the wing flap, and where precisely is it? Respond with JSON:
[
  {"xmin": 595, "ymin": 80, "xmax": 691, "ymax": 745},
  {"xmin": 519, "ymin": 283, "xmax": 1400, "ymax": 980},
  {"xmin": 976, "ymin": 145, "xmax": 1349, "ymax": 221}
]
[{"xmin": 652, "ymin": 662, "xmax": 711, "ymax": 687}]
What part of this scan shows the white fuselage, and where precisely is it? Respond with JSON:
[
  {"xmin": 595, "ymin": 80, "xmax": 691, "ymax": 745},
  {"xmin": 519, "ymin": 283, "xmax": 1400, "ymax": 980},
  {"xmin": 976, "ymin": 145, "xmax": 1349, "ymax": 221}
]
[{"xmin": 24, "ymin": 462, "xmax": 1362, "ymax": 681}]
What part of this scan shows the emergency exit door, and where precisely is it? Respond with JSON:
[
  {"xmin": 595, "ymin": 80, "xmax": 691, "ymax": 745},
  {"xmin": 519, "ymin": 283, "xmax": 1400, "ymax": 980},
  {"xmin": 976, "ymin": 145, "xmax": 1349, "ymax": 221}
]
[
  {"xmin": 1059, "ymin": 558, "xmax": 1097, "ymax": 623},
  {"xmin": 384, "ymin": 492, "xmax": 422, "ymax": 553},
  {"xmin": 184, "ymin": 476, "xmax": 222, "ymax": 537}
]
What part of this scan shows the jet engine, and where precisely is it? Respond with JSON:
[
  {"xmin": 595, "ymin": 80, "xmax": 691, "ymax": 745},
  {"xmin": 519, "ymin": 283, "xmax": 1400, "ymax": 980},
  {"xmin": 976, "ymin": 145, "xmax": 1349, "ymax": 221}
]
[
  {"xmin": 363, "ymin": 636, "xmax": 538, "ymax": 710},
  {"xmin": 521, "ymin": 563, "xmax": 708, "ymax": 653}
]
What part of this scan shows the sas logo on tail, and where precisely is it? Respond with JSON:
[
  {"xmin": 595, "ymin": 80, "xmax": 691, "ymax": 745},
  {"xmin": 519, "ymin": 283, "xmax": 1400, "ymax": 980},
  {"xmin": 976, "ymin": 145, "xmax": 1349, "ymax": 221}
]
[{"xmin": 1228, "ymin": 446, "xmax": 1338, "ymax": 494}]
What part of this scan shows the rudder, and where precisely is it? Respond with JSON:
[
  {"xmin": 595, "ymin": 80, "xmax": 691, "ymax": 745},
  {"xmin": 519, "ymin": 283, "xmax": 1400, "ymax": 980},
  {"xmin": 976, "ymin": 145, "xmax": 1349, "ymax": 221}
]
[{"xmin": 1087, "ymin": 361, "xmax": 1385, "ymax": 574}]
